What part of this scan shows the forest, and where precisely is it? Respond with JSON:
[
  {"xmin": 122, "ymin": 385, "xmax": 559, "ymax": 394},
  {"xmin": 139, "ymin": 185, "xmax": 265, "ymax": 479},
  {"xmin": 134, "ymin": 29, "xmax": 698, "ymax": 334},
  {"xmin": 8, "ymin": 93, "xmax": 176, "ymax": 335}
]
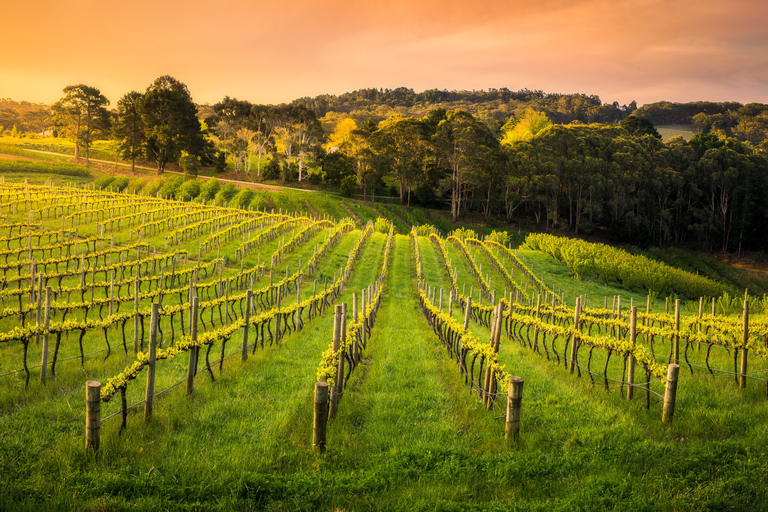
[{"xmin": 2, "ymin": 83, "xmax": 768, "ymax": 254}]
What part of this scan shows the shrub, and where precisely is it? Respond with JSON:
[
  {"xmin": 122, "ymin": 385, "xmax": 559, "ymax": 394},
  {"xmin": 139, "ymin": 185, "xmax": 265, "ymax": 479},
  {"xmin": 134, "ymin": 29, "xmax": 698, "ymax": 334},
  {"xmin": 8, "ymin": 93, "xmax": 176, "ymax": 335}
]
[
  {"xmin": 453, "ymin": 227, "xmax": 477, "ymax": 241},
  {"xmin": 158, "ymin": 176, "xmax": 184, "ymax": 199},
  {"xmin": 214, "ymin": 183, "xmax": 237, "ymax": 206},
  {"xmin": 486, "ymin": 230, "xmax": 510, "ymax": 246},
  {"xmin": 125, "ymin": 178, "xmax": 148, "ymax": 194},
  {"xmin": 142, "ymin": 178, "xmax": 165, "ymax": 197},
  {"xmin": 177, "ymin": 179, "xmax": 201, "ymax": 201},
  {"xmin": 180, "ymin": 154, "xmax": 199, "ymax": 177},
  {"xmin": 199, "ymin": 178, "xmax": 221, "ymax": 200},
  {"xmin": 229, "ymin": 188, "xmax": 254, "ymax": 209},
  {"xmin": 415, "ymin": 224, "xmax": 435, "ymax": 236},
  {"xmin": 340, "ymin": 175, "xmax": 358, "ymax": 197},
  {"xmin": 94, "ymin": 176, "xmax": 116, "ymax": 190},
  {"xmin": 111, "ymin": 177, "xmax": 129, "ymax": 192},
  {"xmin": 375, "ymin": 217, "xmax": 392, "ymax": 234},
  {"xmin": 262, "ymin": 159, "xmax": 281, "ymax": 180}
]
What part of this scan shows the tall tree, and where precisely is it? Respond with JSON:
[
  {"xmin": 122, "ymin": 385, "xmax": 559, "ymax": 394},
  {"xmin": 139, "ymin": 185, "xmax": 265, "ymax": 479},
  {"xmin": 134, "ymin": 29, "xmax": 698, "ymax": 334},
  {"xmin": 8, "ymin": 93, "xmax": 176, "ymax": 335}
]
[
  {"xmin": 272, "ymin": 105, "xmax": 322, "ymax": 182},
  {"xmin": 114, "ymin": 91, "xmax": 144, "ymax": 172},
  {"xmin": 50, "ymin": 84, "xmax": 110, "ymax": 164},
  {"xmin": 140, "ymin": 76, "xmax": 206, "ymax": 174},
  {"xmin": 370, "ymin": 116, "xmax": 425, "ymax": 206},
  {"xmin": 433, "ymin": 110, "xmax": 499, "ymax": 222}
]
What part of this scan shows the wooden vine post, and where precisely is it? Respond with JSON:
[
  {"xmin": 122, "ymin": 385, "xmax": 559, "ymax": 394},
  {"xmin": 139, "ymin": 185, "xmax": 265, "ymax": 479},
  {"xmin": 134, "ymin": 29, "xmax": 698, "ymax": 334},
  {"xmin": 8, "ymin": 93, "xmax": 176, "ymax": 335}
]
[
  {"xmin": 85, "ymin": 380, "xmax": 101, "ymax": 453},
  {"xmin": 568, "ymin": 297, "xmax": 582, "ymax": 374},
  {"xmin": 626, "ymin": 306, "xmax": 637, "ymax": 400},
  {"xmin": 144, "ymin": 303, "xmax": 160, "ymax": 421},
  {"xmin": 186, "ymin": 297, "xmax": 199, "ymax": 396},
  {"xmin": 505, "ymin": 377, "xmax": 524, "ymax": 441},
  {"xmin": 242, "ymin": 290, "xmax": 252, "ymax": 361},
  {"xmin": 313, "ymin": 382, "xmax": 329, "ymax": 453},
  {"xmin": 328, "ymin": 305, "xmax": 343, "ymax": 419},
  {"xmin": 39, "ymin": 286, "xmax": 51, "ymax": 382},
  {"xmin": 674, "ymin": 299, "xmax": 681, "ymax": 365},
  {"xmin": 463, "ymin": 296, "xmax": 472, "ymax": 331},
  {"xmin": 740, "ymin": 299, "xmax": 749, "ymax": 389},
  {"xmin": 662, "ymin": 363, "xmax": 680, "ymax": 424}
]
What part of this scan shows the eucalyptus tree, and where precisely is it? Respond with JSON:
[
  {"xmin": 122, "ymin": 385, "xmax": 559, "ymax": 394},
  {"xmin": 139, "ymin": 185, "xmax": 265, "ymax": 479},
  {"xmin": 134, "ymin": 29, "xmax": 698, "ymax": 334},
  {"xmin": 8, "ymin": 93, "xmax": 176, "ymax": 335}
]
[
  {"xmin": 50, "ymin": 84, "xmax": 110, "ymax": 164},
  {"xmin": 114, "ymin": 91, "xmax": 144, "ymax": 172}
]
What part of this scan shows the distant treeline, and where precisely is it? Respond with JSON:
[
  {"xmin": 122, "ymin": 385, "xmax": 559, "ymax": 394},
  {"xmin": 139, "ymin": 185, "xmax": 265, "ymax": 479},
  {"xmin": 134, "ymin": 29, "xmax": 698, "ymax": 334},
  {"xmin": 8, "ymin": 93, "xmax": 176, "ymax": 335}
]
[{"xmin": 0, "ymin": 99, "xmax": 50, "ymax": 135}]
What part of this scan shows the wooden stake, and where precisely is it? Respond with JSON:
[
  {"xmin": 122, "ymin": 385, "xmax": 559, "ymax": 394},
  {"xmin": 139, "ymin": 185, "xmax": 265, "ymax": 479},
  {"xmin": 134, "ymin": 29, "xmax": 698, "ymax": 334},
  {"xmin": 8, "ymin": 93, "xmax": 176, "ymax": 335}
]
[
  {"xmin": 627, "ymin": 306, "xmax": 637, "ymax": 400},
  {"xmin": 662, "ymin": 364, "xmax": 680, "ymax": 424},
  {"xmin": 328, "ymin": 305, "xmax": 343, "ymax": 419},
  {"xmin": 242, "ymin": 290, "xmax": 252, "ymax": 361},
  {"xmin": 40, "ymin": 287, "xmax": 51, "ymax": 382},
  {"xmin": 85, "ymin": 381, "xmax": 101, "ymax": 452},
  {"xmin": 144, "ymin": 303, "xmax": 160, "ymax": 421},
  {"xmin": 568, "ymin": 297, "xmax": 581, "ymax": 374},
  {"xmin": 313, "ymin": 382, "xmax": 329, "ymax": 453},
  {"xmin": 505, "ymin": 377, "xmax": 524, "ymax": 441},
  {"xmin": 740, "ymin": 299, "xmax": 749, "ymax": 389},
  {"xmin": 463, "ymin": 296, "xmax": 472, "ymax": 331},
  {"xmin": 674, "ymin": 299, "xmax": 680, "ymax": 365},
  {"xmin": 187, "ymin": 297, "xmax": 199, "ymax": 396}
]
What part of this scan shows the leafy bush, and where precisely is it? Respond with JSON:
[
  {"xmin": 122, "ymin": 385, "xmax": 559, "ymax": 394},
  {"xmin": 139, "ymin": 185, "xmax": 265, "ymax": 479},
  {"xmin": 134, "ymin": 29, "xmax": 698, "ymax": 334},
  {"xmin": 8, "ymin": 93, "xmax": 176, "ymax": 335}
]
[
  {"xmin": 340, "ymin": 175, "xmax": 358, "ymax": 197},
  {"xmin": 486, "ymin": 230, "xmax": 510, "ymax": 246},
  {"xmin": 94, "ymin": 176, "xmax": 116, "ymax": 190},
  {"xmin": 158, "ymin": 176, "xmax": 184, "ymax": 199},
  {"xmin": 262, "ymin": 159, "xmax": 281, "ymax": 180},
  {"xmin": 125, "ymin": 178, "xmax": 147, "ymax": 194},
  {"xmin": 214, "ymin": 183, "xmax": 237, "ymax": 206},
  {"xmin": 199, "ymin": 178, "xmax": 221, "ymax": 201},
  {"xmin": 180, "ymin": 154, "xmax": 199, "ymax": 177},
  {"xmin": 142, "ymin": 178, "xmax": 165, "ymax": 197},
  {"xmin": 375, "ymin": 217, "xmax": 392, "ymax": 234},
  {"xmin": 415, "ymin": 224, "xmax": 435, "ymax": 236},
  {"xmin": 229, "ymin": 188, "xmax": 254, "ymax": 209},
  {"xmin": 177, "ymin": 179, "xmax": 201, "ymax": 201},
  {"xmin": 307, "ymin": 169, "xmax": 323, "ymax": 185},
  {"xmin": 111, "ymin": 177, "xmax": 129, "ymax": 192},
  {"xmin": 453, "ymin": 227, "xmax": 477, "ymax": 241}
]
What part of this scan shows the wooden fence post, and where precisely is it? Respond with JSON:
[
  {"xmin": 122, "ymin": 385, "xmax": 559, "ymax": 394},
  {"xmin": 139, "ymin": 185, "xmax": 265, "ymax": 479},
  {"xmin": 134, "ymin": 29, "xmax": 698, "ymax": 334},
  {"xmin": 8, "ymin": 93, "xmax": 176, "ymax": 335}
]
[
  {"xmin": 627, "ymin": 306, "xmax": 637, "ymax": 400},
  {"xmin": 662, "ymin": 363, "xmax": 680, "ymax": 424},
  {"xmin": 187, "ymin": 297, "xmax": 199, "ymax": 396},
  {"xmin": 313, "ymin": 382, "xmax": 329, "ymax": 453},
  {"xmin": 463, "ymin": 296, "xmax": 472, "ymax": 332},
  {"xmin": 85, "ymin": 380, "xmax": 101, "ymax": 452},
  {"xmin": 40, "ymin": 286, "xmax": 51, "ymax": 382},
  {"xmin": 144, "ymin": 303, "xmax": 160, "ymax": 421},
  {"xmin": 328, "ymin": 305, "xmax": 343, "ymax": 419},
  {"xmin": 674, "ymin": 299, "xmax": 680, "ymax": 365},
  {"xmin": 740, "ymin": 299, "xmax": 749, "ymax": 389},
  {"xmin": 569, "ymin": 297, "xmax": 581, "ymax": 374},
  {"xmin": 352, "ymin": 293, "xmax": 359, "ymax": 363},
  {"xmin": 505, "ymin": 377, "xmax": 524, "ymax": 441},
  {"xmin": 242, "ymin": 290, "xmax": 252, "ymax": 361}
]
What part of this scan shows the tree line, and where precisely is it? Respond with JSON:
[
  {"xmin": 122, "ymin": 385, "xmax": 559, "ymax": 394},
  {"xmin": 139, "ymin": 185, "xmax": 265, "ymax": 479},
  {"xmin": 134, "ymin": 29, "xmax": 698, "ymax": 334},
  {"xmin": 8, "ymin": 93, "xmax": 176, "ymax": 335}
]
[{"xmin": 9, "ymin": 80, "xmax": 768, "ymax": 253}]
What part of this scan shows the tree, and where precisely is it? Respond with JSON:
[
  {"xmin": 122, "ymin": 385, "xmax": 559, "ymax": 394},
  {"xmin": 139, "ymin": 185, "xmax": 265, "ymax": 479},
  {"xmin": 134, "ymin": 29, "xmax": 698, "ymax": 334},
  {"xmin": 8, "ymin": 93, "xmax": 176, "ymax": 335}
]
[
  {"xmin": 140, "ymin": 76, "xmax": 207, "ymax": 174},
  {"xmin": 370, "ymin": 116, "xmax": 425, "ymax": 206},
  {"xmin": 50, "ymin": 84, "xmax": 110, "ymax": 163},
  {"xmin": 114, "ymin": 91, "xmax": 144, "ymax": 172},
  {"xmin": 500, "ymin": 109, "xmax": 552, "ymax": 145},
  {"xmin": 272, "ymin": 105, "xmax": 322, "ymax": 182},
  {"xmin": 621, "ymin": 115, "xmax": 661, "ymax": 139},
  {"xmin": 433, "ymin": 110, "xmax": 499, "ymax": 222}
]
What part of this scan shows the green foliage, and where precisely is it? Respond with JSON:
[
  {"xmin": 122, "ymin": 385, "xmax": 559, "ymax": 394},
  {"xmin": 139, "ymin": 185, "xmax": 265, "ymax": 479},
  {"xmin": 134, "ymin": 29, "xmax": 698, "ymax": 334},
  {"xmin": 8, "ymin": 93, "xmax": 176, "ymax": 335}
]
[
  {"xmin": 453, "ymin": 227, "xmax": 477, "ymax": 242},
  {"xmin": 0, "ymin": 159, "xmax": 91, "ymax": 177},
  {"xmin": 157, "ymin": 175, "xmax": 184, "ymax": 199},
  {"xmin": 500, "ymin": 108, "xmax": 552, "ymax": 145},
  {"xmin": 213, "ymin": 183, "xmax": 237, "ymax": 205},
  {"xmin": 179, "ymin": 154, "xmax": 199, "ymax": 177},
  {"xmin": 374, "ymin": 217, "xmax": 392, "ymax": 234},
  {"xmin": 229, "ymin": 187, "xmax": 254, "ymax": 209},
  {"xmin": 415, "ymin": 224, "xmax": 435, "ymax": 236},
  {"xmin": 142, "ymin": 178, "xmax": 165, "ymax": 197},
  {"xmin": 199, "ymin": 178, "xmax": 221, "ymax": 200},
  {"xmin": 486, "ymin": 230, "xmax": 510, "ymax": 246},
  {"xmin": 262, "ymin": 158, "xmax": 281, "ymax": 180},
  {"xmin": 177, "ymin": 179, "xmax": 201, "ymax": 202},
  {"xmin": 111, "ymin": 176, "xmax": 130, "ymax": 192},
  {"xmin": 125, "ymin": 178, "xmax": 148, "ymax": 194},
  {"xmin": 524, "ymin": 233, "xmax": 733, "ymax": 298},
  {"xmin": 93, "ymin": 175, "xmax": 116, "ymax": 190},
  {"xmin": 340, "ymin": 175, "xmax": 358, "ymax": 197}
]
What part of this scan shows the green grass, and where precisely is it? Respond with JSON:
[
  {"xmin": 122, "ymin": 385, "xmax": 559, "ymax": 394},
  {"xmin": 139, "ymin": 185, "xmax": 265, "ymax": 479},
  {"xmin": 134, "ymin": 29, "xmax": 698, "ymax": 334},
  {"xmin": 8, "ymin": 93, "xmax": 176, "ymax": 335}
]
[{"xmin": 2, "ymin": 184, "xmax": 768, "ymax": 510}]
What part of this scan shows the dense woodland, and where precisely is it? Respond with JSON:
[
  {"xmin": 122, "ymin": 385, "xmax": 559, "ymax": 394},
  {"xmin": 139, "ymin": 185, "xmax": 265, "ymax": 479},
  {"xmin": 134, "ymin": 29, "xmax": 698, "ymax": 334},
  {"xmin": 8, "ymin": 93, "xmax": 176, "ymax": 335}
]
[{"xmin": 2, "ymin": 85, "xmax": 768, "ymax": 254}]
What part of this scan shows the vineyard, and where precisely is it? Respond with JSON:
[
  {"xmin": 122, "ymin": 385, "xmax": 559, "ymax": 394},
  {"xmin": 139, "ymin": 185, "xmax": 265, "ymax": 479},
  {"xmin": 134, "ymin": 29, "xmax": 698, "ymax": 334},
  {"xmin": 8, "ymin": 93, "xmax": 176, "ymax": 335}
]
[{"xmin": 2, "ymin": 180, "xmax": 768, "ymax": 511}]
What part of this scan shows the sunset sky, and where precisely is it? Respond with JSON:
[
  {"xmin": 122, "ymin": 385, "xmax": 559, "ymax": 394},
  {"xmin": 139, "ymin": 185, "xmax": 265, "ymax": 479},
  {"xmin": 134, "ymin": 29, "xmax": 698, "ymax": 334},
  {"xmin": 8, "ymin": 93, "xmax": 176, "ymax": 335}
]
[{"xmin": 3, "ymin": 0, "xmax": 767, "ymax": 108}]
